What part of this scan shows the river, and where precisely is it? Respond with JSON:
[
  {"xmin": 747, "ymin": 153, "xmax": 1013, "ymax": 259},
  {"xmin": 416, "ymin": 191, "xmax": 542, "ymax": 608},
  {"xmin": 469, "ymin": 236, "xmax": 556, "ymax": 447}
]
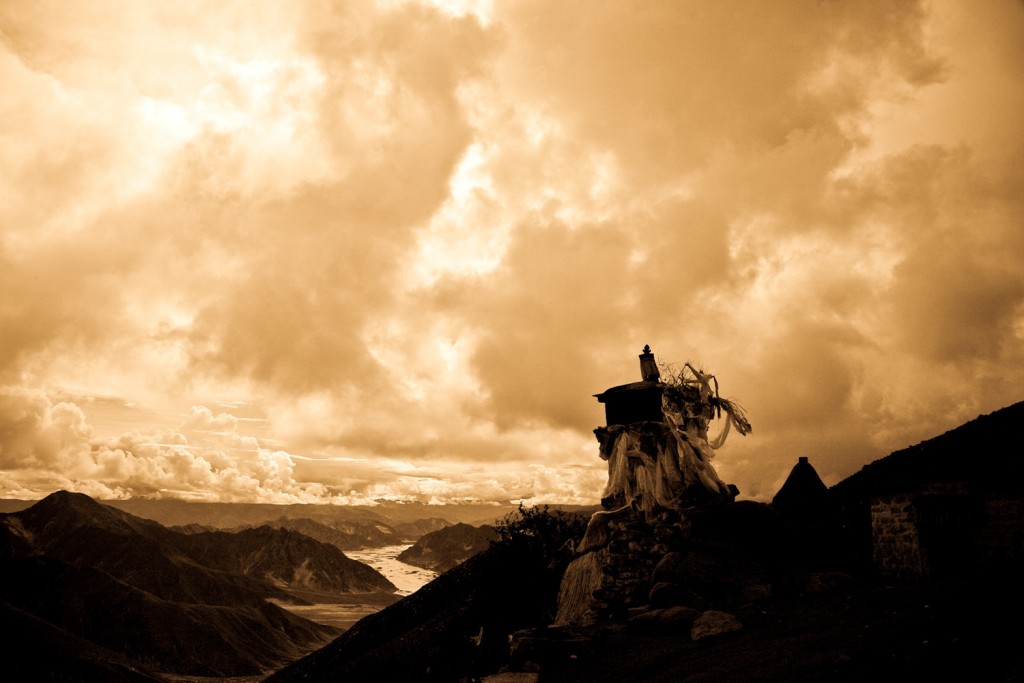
[{"xmin": 274, "ymin": 544, "xmax": 438, "ymax": 630}]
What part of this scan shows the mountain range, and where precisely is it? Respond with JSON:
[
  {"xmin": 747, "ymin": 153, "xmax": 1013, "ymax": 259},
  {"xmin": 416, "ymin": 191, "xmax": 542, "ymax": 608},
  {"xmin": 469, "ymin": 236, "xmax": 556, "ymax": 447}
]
[{"xmin": 0, "ymin": 491, "xmax": 396, "ymax": 680}]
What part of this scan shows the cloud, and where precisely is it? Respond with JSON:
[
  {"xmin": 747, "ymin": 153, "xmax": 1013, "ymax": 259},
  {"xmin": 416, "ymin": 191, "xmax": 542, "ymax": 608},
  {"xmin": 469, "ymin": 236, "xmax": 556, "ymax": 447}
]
[
  {"xmin": 1, "ymin": 1, "xmax": 1023, "ymax": 505},
  {"xmin": 0, "ymin": 392, "xmax": 326, "ymax": 502}
]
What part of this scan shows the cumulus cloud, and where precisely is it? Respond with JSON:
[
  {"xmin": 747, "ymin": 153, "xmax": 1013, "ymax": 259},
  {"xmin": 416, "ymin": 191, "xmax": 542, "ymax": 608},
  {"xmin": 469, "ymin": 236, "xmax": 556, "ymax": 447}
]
[
  {"xmin": 0, "ymin": 391, "xmax": 326, "ymax": 502},
  {"xmin": 1, "ymin": 0, "xmax": 1022, "ymax": 504}
]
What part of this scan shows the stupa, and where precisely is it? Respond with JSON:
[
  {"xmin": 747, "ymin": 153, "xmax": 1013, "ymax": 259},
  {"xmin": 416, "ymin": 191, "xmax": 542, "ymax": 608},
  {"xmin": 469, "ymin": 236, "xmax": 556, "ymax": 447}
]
[{"xmin": 555, "ymin": 346, "xmax": 751, "ymax": 625}]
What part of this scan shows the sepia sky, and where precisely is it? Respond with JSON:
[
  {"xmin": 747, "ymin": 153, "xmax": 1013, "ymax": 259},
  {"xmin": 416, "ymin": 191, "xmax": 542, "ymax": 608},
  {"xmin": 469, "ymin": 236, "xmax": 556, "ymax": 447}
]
[{"xmin": 2, "ymin": 0, "xmax": 1023, "ymax": 506}]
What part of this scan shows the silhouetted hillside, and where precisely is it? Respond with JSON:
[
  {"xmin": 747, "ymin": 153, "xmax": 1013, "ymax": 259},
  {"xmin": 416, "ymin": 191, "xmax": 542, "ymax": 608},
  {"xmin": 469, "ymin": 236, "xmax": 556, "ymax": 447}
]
[
  {"xmin": 5, "ymin": 491, "xmax": 297, "ymax": 607},
  {"xmin": 831, "ymin": 400, "xmax": 1024, "ymax": 502},
  {"xmin": 1, "ymin": 597, "xmax": 164, "ymax": 683},
  {"xmin": 266, "ymin": 536, "xmax": 560, "ymax": 683}
]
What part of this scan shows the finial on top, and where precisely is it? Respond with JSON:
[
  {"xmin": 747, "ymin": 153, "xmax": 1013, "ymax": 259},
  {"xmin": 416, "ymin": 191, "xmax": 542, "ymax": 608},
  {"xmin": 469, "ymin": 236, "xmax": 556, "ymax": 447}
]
[{"xmin": 638, "ymin": 344, "xmax": 660, "ymax": 381}]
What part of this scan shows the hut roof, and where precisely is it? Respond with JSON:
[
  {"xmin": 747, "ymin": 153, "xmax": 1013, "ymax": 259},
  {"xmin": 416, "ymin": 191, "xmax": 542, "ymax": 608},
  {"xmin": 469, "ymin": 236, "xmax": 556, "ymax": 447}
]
[{"xmin": 772, "ymin": 457, "xmax": 829, "ymax": 511}]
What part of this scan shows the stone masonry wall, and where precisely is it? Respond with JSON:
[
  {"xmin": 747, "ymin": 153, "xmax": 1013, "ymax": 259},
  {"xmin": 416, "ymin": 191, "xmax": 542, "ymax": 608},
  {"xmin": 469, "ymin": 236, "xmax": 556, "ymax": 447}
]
[
  {"xmin": 589, "ymin": 509, "xmax": 689, "ymax": 617},
  {"xmin": 871, "ymin": 495, "xmax": 925, "ymax": 579},
  {"xmin": 977, "ymin": 497, "xmax": 1024, "ymax": 576}
]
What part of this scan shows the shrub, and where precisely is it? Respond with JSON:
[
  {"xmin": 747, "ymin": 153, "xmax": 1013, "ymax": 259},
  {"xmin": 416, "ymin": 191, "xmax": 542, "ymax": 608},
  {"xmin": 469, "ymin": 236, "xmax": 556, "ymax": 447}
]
[{"xmin": 495, "ymin": 503, "xmax": 588, "ymax": 566}]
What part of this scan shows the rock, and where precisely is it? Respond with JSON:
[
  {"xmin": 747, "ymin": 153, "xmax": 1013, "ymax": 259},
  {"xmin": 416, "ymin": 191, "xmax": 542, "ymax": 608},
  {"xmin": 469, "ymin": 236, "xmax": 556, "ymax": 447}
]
[
  {"xmin": 554, "ymin": 549, "xmax": 607, "ymax": 626},
  {"xmin": 659, "ymin": 605, "xmax": 701, "ymax": 625},
  {"xmin": 508, "ymin": 626, "xmax": 593, "ymax": 670},
  {"xmin": 654, "ymin": 542, "xmax": 773, "ymax": 606},
  {"xmin": 651, "ymin": 551, "xmax": 688, "ymax": 583},
  {"xmin": 648, "ymin": 581, "xmax": 702, "ymax": 609},
  {"xmin": 627, "ymin": 605, "xmax": 700, "ymax": 631},
  {"xmin": 690, "ymin": 610, "xmax": 743, "ymax": 641},
  {"xmin": 482, "ymin": 674, "xmax": 540, "ymax": 683}
]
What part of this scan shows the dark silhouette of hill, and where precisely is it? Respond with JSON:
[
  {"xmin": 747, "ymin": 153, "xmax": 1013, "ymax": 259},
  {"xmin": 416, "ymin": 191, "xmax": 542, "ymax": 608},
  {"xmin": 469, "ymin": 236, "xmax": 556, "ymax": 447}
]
[
  {"xmin": 397, "ymin": 522, "xmax": 498, "ymax": 573},
  {"xmin": 266, "ymin": 536, "xmax": 559, "ymax": 683},
  {"xmin": 830, "ymin": 399, "xmax": 1024, "ymax": 502},
  {"xmin": 0, "ymin": 491, "xmax": 401, "ymax": 678},
  {"xmin": 1, "ymin": 597, "xmax": 164, "ymax": 682},
  {"xmin": 264, "ymin": 402, "xmax": 1024, "ymax": 682},
  {"xmin": 5, "ymin": 491, "xmax": 300, "ymax": 607},
  {"xmin": 0, "ymin": 554, "xmax": 329, "ymax": 677}
]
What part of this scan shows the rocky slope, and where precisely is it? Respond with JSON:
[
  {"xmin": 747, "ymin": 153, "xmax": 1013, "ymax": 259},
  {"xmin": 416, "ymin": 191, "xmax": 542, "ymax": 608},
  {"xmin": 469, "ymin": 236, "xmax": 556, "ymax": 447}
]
[
  {"xmin": 182, "ymin": 524, "xmax": 396, "ymax": 594},
  {"xmin": 255, "ymin": 516, "xmax": 400, "ymax": 550},
  {"xmin": 266, "ymin": 535, "xmax": 562, "ymax": 683}
]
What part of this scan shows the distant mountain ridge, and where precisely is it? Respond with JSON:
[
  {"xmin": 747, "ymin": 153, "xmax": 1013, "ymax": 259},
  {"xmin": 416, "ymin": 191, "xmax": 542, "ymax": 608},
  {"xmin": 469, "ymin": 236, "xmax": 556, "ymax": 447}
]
[
  {"xmin": 183, "ymin": 524, "xmax": 395, "ymax": 593},
  {"xmin": 103, "ymin": 498, "xmax": 524, "ymax": 529}
]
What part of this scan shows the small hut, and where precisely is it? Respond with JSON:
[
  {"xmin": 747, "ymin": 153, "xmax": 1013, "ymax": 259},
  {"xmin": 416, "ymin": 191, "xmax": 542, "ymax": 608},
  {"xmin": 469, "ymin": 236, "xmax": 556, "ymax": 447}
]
[{"xmin": 772, "ymin": 456, "xmax": 830, "ymax": 520}]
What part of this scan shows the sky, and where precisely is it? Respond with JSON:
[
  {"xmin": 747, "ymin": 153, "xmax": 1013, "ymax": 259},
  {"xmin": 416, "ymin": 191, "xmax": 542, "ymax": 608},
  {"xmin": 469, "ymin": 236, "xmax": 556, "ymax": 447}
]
[{"xmin": 1, "ymin": 0, "xmax": 1022, "ymax": 507}]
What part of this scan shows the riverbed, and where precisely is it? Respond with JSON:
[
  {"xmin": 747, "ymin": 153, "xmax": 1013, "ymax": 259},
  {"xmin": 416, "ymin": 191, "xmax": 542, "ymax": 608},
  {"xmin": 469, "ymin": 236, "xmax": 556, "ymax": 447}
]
[{"xmin": 274, "ymin": 544, "xmax": 438, "ymax": 630}]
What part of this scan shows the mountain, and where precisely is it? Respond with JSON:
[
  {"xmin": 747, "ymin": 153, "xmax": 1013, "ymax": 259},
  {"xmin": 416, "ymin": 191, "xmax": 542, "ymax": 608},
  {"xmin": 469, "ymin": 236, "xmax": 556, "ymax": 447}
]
[
  {"xmin": 182, "ymin": 525, "xmax": 396, "ymax": 593},
  {"xmin": 252, "ymin": 518, "xmax": 395, "ymax": 548},
  {"xmin": 0, "ymin": 491, "xmax": 395, "ymax": 678},
  {"xmin": 5, "ymin": 491, "xmax": 299, "ymax": 607},
  {"xmin": 0, "ymin": 496, "xmax": 589, "ymax": 541},
  {"xmin": 97, "ymin": 498, "xmax": 518, "ymax": 529},
  {"xmin": 393, "ymin": 516, "xmax": 452, "ymax": 540},
  {"xmin": 397, "ymin": 522, "xmax": 498, "ymax": 573},
  {"xmin": 2, "ymin": 597, "xmax": 164, "ymax": 683}
]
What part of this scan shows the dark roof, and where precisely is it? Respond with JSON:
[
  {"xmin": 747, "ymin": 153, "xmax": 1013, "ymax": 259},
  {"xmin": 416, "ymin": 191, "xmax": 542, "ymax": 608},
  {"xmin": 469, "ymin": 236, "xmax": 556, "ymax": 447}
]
[
  {"xmin": 772, "ymin": 457, "xmax": 829, "ymax": 511},
  {"xmin": 593, "ymin": 380, "xmax": 663, "ymax": 403}
]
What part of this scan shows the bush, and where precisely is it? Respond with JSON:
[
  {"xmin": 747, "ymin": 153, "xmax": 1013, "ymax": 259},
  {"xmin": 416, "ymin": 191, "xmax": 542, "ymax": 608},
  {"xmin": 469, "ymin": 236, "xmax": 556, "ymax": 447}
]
[{"xmin": 495, "ymin": 503, "xmax": 588, "ymax": 566}]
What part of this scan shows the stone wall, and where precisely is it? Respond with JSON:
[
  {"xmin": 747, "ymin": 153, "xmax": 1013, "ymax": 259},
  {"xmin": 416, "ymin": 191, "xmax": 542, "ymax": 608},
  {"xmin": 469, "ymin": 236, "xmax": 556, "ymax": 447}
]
[
  {"xmin": 871, "ymin": 489, "xmax": 1023, "ymax": 580},
  {"xmin": 870, "ymin": 495, "xmax": 925, "ymax": 579},
  {"xmin": 556, "ymin": 507, "xmax": 690, "ymax": 623},
  {"xmin": 591, "ymin": 511, "xmax": 679, "ymax": 616},
  {"xmin": 976, "ymin": 497, "xmax": 1024, "ymax": 577}
]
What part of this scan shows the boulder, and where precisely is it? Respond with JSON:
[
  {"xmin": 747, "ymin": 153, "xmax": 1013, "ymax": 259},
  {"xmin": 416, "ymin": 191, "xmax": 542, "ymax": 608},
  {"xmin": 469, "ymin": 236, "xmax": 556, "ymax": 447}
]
[{"xmin": 690, "ymin": 610, "xmax": 743, "ymax": 641}]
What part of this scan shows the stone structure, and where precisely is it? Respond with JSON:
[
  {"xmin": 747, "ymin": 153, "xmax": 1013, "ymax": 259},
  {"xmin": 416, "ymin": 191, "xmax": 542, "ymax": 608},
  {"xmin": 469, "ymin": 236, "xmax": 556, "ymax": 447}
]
[
  {"xmin": 554, "ymin": 347, "xmax": 752, "ymax": 626},
  {"xmin": 868, "ymin": 482, "xmax": 1020, "ymax": 580},
  {"xmin": 870, "ymin": 494, "xmax": 926, "ymax": 579},
  {"xmin": 591, "ymin": 347, "xmax": 750, "ymax": 513},
  {"xmin": 828, "ymin": 400, "xmax": 1024, "ymax": 583}
]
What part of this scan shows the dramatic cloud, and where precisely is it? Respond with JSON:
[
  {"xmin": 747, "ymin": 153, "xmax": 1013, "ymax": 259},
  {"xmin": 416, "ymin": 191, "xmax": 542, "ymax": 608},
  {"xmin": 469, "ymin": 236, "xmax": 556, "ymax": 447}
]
[{"xmin": 2, "ymin": 0, "xmax": 1022, "ymax": 505}]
